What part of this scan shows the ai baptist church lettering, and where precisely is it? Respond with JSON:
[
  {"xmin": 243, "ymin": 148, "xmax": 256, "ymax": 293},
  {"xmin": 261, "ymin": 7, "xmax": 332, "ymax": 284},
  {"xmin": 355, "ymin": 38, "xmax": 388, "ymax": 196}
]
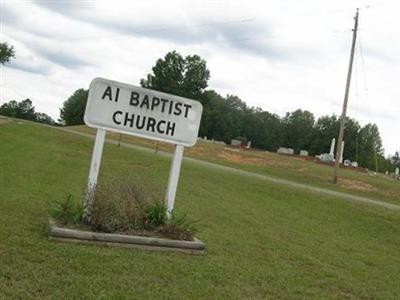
[
  {"xmin": 84, "ymin": 78, "xmax": 202, "ymax": 146},
  {"xmin": 100, "ymin": 85, "xmax": 193, "ymax": 137}
]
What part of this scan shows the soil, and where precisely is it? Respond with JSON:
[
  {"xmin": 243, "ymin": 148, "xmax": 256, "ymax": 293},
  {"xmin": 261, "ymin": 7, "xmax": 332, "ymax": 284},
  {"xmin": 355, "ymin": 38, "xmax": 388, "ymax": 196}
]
[{"xmin": 339, "ymin": 178, "xmax": 376, "ymax": 192}]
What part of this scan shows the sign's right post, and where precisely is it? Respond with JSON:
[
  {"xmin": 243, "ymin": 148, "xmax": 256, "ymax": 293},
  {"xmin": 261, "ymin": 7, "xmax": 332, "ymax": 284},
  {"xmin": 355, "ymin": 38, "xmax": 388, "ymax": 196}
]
[{"xmin": 165, "ymin": 144, "xmax": 185, "ymax": 219}]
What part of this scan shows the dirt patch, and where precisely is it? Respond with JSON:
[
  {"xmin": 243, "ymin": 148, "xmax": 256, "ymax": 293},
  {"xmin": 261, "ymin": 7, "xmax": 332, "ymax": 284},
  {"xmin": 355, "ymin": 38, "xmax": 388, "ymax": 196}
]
[
  {"xmin": 0, "ymin": 117, "xmax": 12, "ymax": 124},
  {"xmin": 218, "ymin": 151, "xmax": 292, "ymax": 169},
  {"xmin": 339, "ymin": 178, "xmax": 376, "ymax": 192},
  {"xmin": 218, "ymin": 152, "xmax": 264, "ymax": 165},
  {"xmin": 314, "ymin": 160, "xmax": 368, "ymax": 173},
  {"xmin": 187, "ymin": 145, "xmax": 207, "ymax": 156}
]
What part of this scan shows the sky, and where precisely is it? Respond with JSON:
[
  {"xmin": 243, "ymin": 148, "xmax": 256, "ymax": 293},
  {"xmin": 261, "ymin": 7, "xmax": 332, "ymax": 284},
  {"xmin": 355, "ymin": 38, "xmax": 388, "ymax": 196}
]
[{"xmin": 1, "ymin": 0, "xmax": 399, "ymax": 155}]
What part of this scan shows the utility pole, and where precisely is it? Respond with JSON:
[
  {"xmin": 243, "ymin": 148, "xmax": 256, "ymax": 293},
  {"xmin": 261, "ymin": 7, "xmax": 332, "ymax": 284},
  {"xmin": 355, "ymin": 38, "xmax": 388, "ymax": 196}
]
[{"xmin": 333, "ymin": 8, "xmax": 359, "ymax": 184}]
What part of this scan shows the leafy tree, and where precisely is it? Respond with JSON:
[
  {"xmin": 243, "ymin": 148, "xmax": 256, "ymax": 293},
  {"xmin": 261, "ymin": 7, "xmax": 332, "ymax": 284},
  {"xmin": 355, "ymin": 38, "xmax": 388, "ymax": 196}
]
[
  {"xmin": 255, "ymin": 111, "xmax": 283, "ymax": 151},
  {"xmin": 281, "ymin": 109, "xmax": 315, "ymax": 153},
  {"xmin": 0, "ymin": 99, "xmax": 35, "ymax": 120},
  {"xmin": 140, "ymin": 51, "xmax": 210, "ymax": 100},
  {"xmin": 309, "ymin": 115, "xmax": 339, "ymax": 155},
  {"xmin": 391, "ymin": 152, "xmax": 400, "ymax": 169},
  {"xmin": 35, "ymin": 112, "xmax": 56, "ymax": 125},
  {"xmin": 0, "ymin": 42, "xmax": 15, "ymax": 65},
  {"xmin": 198, "ymin": 90, "xmax": 226, "ymax": 138},
  {"xmin": 357, "ymin": 123, "xmax": 383, "ymax": 171},
  {"xmin": 341, "ymin": 118, "xmax": 361, "ymax": 162},
  {"xmin": 59, "ymin": 89, "xmax": 88, "ymax": 125},
  {"xmin": 0, "ymin": 98, "xmax": 56, "ymax": 125},
  {"xmin": 0, "ymin": 100, "xmax": 18, "ymax": 117}
]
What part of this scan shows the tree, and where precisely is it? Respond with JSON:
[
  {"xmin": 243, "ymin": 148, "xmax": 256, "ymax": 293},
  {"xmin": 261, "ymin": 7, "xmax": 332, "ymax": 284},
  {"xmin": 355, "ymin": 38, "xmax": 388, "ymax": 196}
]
[
  {"xmin": 0, "ymin": 100, "xmax": 18, "ymax": 117},
  {"xmin": 358, "ymin": 123, "xmax": 383, "ymax": 171},
  {"xmin": 282, "ymin": 109, "xmax": 315, "ymax": 153},
  {"xmin": 0, "ymin": 99, "xmax": 35, "ymax": 120},
  {"xmin": 59, "ymin": 89, "xmax": 88, "ymax": 125},
  {"xmin": 0, "ymin": 42, "xmax": 15, "ymax": 65},
  {"xmin": 391, "ymin": 152, "xmax": 400, "ymax": 169},
  {"xmin": 0, "ymin": 98, "xmax": 56, "ymax": 125},
  {"xmin": 309, "ymin": 115, "xmax": 339, "ymax": 156},
  {"xmin": 140, "ymin": 51, "xmax": 210, "ymax": 100},
  {"xmin": 254, "ymin": 111, "xmax": 283, "ymax": 151},
  {"xmin": 35, "ymin": 112, "xmax": 56, "ymax": 125}
]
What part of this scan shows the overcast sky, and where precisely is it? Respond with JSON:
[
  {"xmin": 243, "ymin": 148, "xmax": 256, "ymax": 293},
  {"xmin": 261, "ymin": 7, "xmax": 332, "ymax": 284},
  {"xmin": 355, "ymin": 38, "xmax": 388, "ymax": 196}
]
[{"xmin": 1, "ymin": 0, "xmax": 399, "ymax": 154}]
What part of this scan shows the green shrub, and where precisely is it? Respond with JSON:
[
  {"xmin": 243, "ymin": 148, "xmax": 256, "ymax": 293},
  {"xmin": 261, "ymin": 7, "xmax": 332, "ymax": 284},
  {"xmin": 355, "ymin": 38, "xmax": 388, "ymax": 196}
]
[{"xmin": 50, "ymin": 194, "xmax": 83, "ymax": 226}]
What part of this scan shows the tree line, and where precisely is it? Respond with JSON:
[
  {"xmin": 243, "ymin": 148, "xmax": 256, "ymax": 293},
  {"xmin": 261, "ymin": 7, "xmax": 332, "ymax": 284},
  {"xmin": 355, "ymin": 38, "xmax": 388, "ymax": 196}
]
[{"xmin": 1, "ymin": 49, "xmax": 398, "ymax": 173}]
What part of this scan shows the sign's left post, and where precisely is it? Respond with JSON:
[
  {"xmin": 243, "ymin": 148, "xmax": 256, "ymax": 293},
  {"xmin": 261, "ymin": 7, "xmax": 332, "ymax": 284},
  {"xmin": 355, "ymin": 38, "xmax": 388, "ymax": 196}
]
[{"xmin": 83, "ymin": 128, "xmax": 106, "ymax": 223}]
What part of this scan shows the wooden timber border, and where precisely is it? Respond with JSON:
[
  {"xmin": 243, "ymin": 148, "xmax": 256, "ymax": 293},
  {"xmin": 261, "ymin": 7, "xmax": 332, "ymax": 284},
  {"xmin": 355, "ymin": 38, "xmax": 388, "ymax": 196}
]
[{"xmin": 48, "ymin": 218, "xmax": 205, "ymax": 255}]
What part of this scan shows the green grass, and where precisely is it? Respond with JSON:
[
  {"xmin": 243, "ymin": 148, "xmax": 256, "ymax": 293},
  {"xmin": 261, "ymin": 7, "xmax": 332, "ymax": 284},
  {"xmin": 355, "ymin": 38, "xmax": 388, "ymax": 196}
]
[{"xmin": 1, "ymin": 119, "xmax": 400, "ymax": 299}]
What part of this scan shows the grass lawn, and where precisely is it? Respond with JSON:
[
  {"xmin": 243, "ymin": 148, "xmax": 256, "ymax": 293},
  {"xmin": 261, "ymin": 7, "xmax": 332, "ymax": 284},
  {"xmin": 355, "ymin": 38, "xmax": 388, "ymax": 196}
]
[{"xmin": 1, "ymin": 119, "xmax": 400, "ymax": 299}]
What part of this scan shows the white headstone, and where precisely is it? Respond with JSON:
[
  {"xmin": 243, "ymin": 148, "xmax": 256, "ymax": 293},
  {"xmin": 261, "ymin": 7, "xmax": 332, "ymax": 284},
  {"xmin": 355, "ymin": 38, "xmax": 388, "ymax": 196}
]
[
  {"xmin": 231, "ymin": 139, "xmax": 242, "ymax": 147},
  {"xmin": 300, "ymin": 150, "xmax": 308, "ymax": 156},
  {"xmin": 246, "ymin": 141, "xmax": 251, "ymax": 149},
  {"xmin": 396, "ymin": 167, "xmax": 399, "ymax": 176},
  {"xmin": 320, "ymin": 153, "xmax": 335, "ymax": 162},
  {"xmin": 277, "ymin": 147, "xmax": 294, "ymax": 155}
]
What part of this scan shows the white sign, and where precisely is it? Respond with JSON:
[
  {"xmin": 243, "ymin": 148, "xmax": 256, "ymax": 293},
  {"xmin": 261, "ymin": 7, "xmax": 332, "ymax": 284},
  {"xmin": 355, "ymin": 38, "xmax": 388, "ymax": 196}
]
[
  {"xmin": 84, "ymin": 78, "xmax": 203, "ymax": 146},
  {"xmin": 82, "ymin": 77, "xmax": 203, "ymax": 222}
]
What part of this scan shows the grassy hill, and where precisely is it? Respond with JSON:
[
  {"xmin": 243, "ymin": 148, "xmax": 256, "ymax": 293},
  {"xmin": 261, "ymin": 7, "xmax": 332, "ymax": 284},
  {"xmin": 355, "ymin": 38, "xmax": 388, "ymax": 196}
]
[{"xmin": 1, "ymin": 117, "xmax": 400, "ymax": 299}]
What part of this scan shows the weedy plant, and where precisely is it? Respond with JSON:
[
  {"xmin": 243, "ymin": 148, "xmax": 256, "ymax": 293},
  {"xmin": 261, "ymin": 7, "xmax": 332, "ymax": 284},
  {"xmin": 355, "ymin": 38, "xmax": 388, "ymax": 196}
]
[
  {"xmin": 90, "ymin": 176, "xmax": 159, "ymax": 232},
  {"xmin": 50, "ymin": 194, "xmax": 83, "ymax": 226}
]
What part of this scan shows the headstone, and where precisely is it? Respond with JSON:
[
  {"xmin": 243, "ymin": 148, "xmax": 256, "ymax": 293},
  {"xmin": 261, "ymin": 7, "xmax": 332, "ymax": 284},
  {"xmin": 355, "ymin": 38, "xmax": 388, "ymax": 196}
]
[
  {"xmin": 231, "ymin": 139, "xmax": 242, "ymax": 147},
  {"xmin": 246, "ymin": 141, "xmax": 251, "ymax": 149},
  {"xmin": 351, "ymin": 162, "xmax": 358, "ymax": 167},
  {"xmin": 320, "ymin": 153, "xmax": 335, "ymax": 162},
  {"xmin": 329, "ymin": 138, "xmax": 336, "ymax": 155},
  {"xmin": 277, "ymin": 147, "xmax": 294, "ymax": 155},
  {"xmin": 300, "ymin": 150, "xmax": 308, "ymax": 156},
  {"xmin": 396, "ymin": 167, "xmax": 399, "ymax": 176}
]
